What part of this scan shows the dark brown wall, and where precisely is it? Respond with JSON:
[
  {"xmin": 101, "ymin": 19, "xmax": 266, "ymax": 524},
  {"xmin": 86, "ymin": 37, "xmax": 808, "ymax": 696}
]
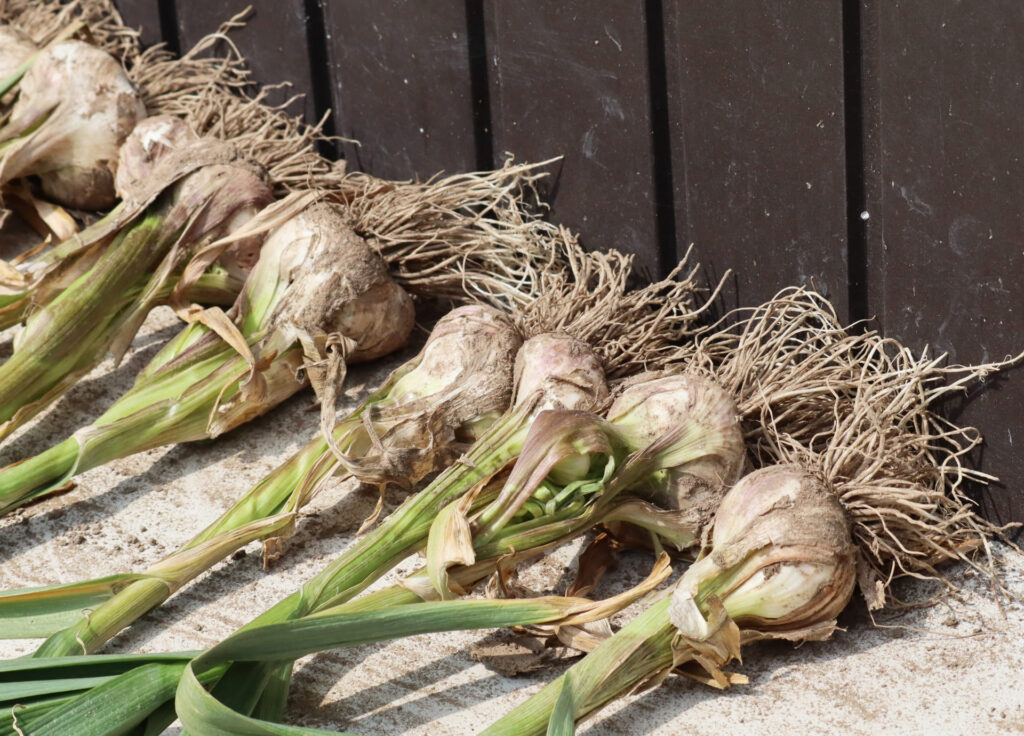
[
  {"xmin": 117, "ymin": 1, "xmax": 1024, "ymax": 526},
  {"xmin": 861, "ymin": 2, "xmax": 1024, "ymax": 527},
  {"xmin": 665, "ymin": 2, "xmax": 849, "ymax": 318},
  {"xmin": 322, "ymin": 1, "xmax": 477, "ymax": 180},
  {"xmin": 486, "ymin": 3, "xmax": 663, "ymax": 276}
]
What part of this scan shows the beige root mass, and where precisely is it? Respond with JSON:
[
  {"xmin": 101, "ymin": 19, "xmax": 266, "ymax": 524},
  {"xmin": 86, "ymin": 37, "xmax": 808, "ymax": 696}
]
[
  {"xmin": 516, "ymin": 242, "xmax": 718, "ymax": 379},
  {"xmin": 0, "ymin": 0, "xmax": 138, "ymax": 64},
  {"xmin": 672, "ymin": 287, "xmax": 1018, "ymax": 609}
]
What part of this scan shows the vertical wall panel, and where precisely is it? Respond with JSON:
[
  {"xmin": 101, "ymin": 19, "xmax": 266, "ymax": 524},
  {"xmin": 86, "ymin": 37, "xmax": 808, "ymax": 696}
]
[
  {"xmin": 664, "ymin": 2, "xmax": 849, "ymax": 317},
  {"xmin": 174, "ymin": 0, "xmax": 318, "ymax": 122},
  {"xmin": 322, "ymin": 1, "xmax": 476, "ymax": 180},
  {"xmin": 862, "ymin": 2, "xmax": 1024, "ymax": 525},
  {"xmin": 485, "ymin": 2, "xmax": 662, "ymax": 276},
  {"xmin": 113, "ymin": 0, "xmax": 164, "ymax": 48}
]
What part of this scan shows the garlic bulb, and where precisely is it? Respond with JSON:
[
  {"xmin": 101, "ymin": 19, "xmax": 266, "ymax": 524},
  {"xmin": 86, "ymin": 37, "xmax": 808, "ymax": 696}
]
[{"xmin": 2, "ymin": 40, "xmax": 145, "ymax": 210}]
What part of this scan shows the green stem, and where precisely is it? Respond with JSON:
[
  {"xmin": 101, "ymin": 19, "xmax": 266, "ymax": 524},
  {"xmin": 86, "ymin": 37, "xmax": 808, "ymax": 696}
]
[
  {"xmin": 29, "ymin": 417, "xmax": 357, "ymax": 657},
  {"xmin": 0, "ymin": 437, "xmax": 78, "ymax": 513},
  {"xmin": 479, "ymin": 598, "xmax": 676, "ymax": 736},
  {"xmin": 263, "ymin": 406, "xmax": 531, "ymax": 622},
  {"xmin": 0, "ymin": 214, "xmax": 167, "ymax": 428},
  {"xmin": 34, "ymin": 579, "xmax": 172, "ymax": 658},
  {"xmin": 194, "ymin": 407, "xmax": 531, "ymax": 722}
]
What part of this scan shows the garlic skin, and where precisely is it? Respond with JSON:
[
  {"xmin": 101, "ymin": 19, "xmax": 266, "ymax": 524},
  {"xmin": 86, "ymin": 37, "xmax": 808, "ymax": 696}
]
[
  {"xmin": 114, "ymin": 115, "xmax": 198, "ymax": 200},
  {"xmin": 166, "ymin": 160, "xmax": 272, "ymax": 279},
  {"xmin": 0, "ymin": 26, "xmax": 36, "ymax": 81},
  {"xmin": 338, "ymin": 305, "xmax": 523, "ymax": 487},
  {"xmin": 390, "ymin": 304, "xmax": 522, "ymax": 424},
  {"xmin": 3, "ymin": 40, "xmax": 146, "ymax": 210},
  {"xmin": 267, "ymin": 203, "xmax": 415, "ymax": 363},
  {"xmin": 608, "ymin": 373, "xmax": 746, "ymax": 512},
  {"xmin": 677, "ymin": 465, "xmax": 857, "ymax": 632},
  {"xmin": 513, "ymin": 333, "xmax": 609, "ymax": 414}
]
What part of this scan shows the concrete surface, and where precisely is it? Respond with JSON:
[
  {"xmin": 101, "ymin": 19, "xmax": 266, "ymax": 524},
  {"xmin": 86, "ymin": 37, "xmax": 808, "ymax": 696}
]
[{"xmin": 0, "ymin": 307, "xmax": 1022, "ymax": 735}]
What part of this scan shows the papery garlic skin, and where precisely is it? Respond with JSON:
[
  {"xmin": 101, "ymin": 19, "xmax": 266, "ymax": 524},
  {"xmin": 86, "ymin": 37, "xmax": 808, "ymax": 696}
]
[
  {"xmin": 513, "ymin": 333, "xmax": 609, "ymax": 414},
  {"xmin": 680, "ymin": 465, "xmax": 857, "ymax": 632},
  {"xmin": 608, "ymin": 373, "xmax": 745, "ymax": 511},
  {"xmin": 4, "ymin": 40, "xmax": 146, "ymax": 210},
  {"xmin": 114, "ymin": 115, "xmax": 197, "ymax": 199},
  {"xmin": 390, "ymin": 304, "xmax": 522, "ymax": 414}
]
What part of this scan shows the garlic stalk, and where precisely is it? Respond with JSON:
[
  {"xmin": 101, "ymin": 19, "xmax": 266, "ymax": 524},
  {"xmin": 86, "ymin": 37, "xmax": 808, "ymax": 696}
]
[
  {"xmin": 194, "ymin": 334, "xmax": 609, "ymax": 723},
  {"xmin": 481, "ymin": 465, "xmax": 857, "ymax": 735},
  {"xmin": 0, "ymin": 201, "xmax": 412, "ymax": 515},
  {"xmin": 0, "ymin": 118, "xmax": 275, "ymax": 441},
  {"xmin": 22, "ymin": 305, "xmax": 516, "ymax": 657}
]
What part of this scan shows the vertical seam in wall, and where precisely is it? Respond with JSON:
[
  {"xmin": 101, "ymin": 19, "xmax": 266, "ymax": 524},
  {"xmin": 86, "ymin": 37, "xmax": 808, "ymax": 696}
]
[
  {"xmin": 303, "ymin": 0, "xmax": 339, "ymax": 159},
  {"xmin": 843, "ymin": 0, "xmax": 868, "ymax": 326},
  {"xmin": 158, "ymin": 0, "xmax": 180, "ymax": 56},
  {"xmin": 644, "ymin": 0, "xmax": 678, "ymax": 280},
  {"xmin": 465, "ymin": 0, "xmax": 494, "ymax": 171}
]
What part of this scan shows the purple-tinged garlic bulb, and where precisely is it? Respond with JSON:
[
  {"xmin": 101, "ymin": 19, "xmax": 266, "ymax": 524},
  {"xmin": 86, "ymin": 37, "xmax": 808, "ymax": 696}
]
[
  {"xmin": 513, "ymin": 333, "xmax": 609, "ymax": 414},
  {"xmin": 608, "ymin": 373, "xmax": 745, "ymax": 513}
]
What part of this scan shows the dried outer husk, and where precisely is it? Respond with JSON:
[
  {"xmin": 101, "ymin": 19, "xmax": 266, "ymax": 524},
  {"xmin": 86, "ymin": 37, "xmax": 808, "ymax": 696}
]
[
  {"xmin": 0, "ymin": 39, "xmax": 146, "ymax": 210},
  {"xmin": 659, "ymin": 465, "xmax": 856, "ymax": 688},
  {"xmin": 253, "ymin": 203, "xmax": 416, "ymax": 454},
  {"xmin": 676, "ymin": 465, "xmax": 857, "ymax": 632},
  {"xmin": 114, "ymin": 114, "xmax": 200, "ymax": 201},
  {"xmin": 672, "ymin": 286, "xmax": 1021, "ymax": 609}
]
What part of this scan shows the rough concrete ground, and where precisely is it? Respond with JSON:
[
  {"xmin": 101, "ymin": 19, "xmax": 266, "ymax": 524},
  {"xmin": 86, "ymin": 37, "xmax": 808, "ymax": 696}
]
[{"xmin": 0, "ymin": 306, "xmax": 1021, "ymax": 735}]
